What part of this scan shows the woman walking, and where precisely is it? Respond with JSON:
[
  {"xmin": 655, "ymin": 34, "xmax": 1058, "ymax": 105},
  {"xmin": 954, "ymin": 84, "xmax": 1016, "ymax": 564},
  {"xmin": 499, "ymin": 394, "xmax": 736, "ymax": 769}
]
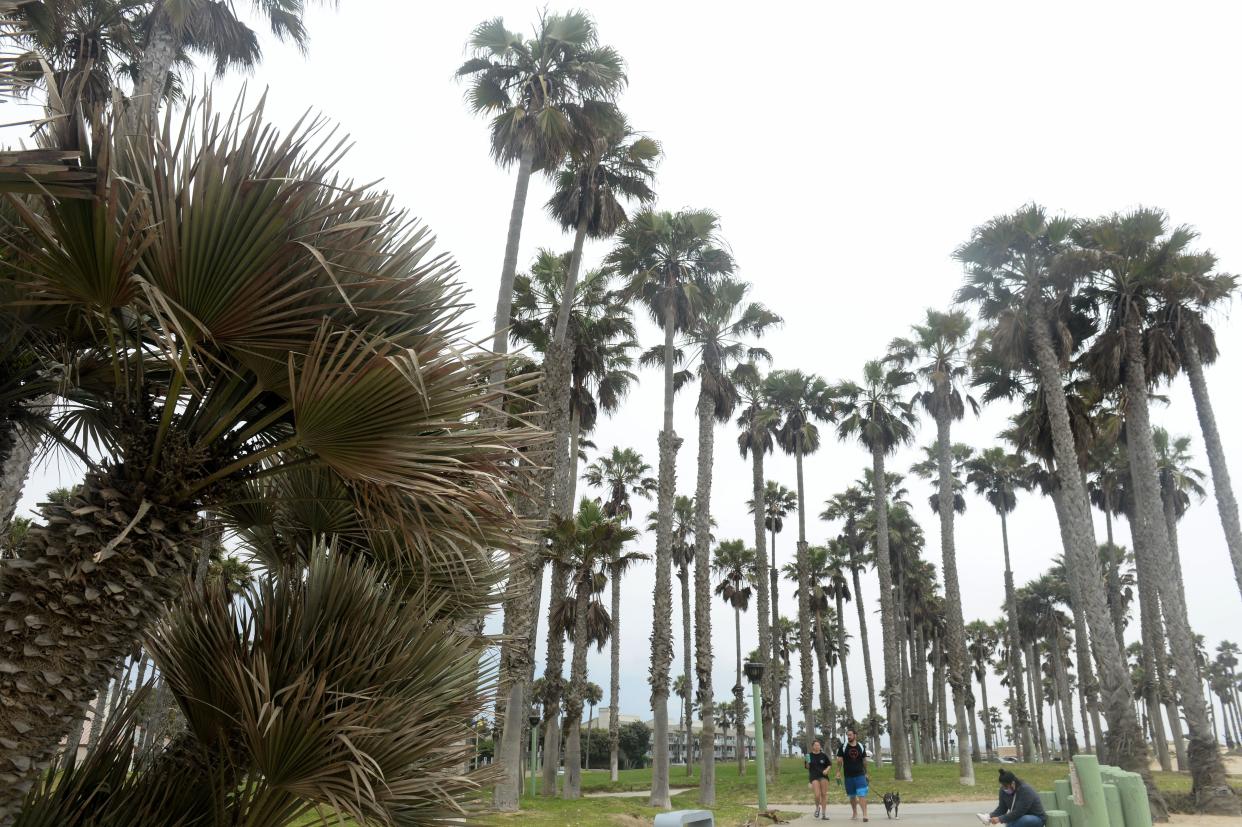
[{"xmin": 806, "ymin": 739, "xmax": 833, "ymax": 819}]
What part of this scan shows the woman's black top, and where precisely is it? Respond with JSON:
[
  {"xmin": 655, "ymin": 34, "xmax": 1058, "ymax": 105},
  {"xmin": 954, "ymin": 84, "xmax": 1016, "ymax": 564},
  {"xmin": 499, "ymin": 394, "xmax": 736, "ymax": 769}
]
[{"xmin": 806, "ymin": 750, "xmax": 832, "ymax": 781}]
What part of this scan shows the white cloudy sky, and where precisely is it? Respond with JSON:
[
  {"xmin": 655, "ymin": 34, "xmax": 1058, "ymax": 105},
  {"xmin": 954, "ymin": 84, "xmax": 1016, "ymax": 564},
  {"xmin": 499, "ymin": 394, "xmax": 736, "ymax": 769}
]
[{"xmin": 12, "ymin": 0, "xmax": 1242, "ymax": 738}]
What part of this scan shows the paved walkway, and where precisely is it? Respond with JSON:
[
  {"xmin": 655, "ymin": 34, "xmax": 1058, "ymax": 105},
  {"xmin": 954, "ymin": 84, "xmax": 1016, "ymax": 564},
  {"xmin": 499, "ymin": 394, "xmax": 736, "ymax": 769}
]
[
  {"xmin": 750, "ymin": 800, "xmax": 993, "ymax": 826},
  {"xmin": 584, "ymin": 787, "xmax": 693, "ymax": 799}
]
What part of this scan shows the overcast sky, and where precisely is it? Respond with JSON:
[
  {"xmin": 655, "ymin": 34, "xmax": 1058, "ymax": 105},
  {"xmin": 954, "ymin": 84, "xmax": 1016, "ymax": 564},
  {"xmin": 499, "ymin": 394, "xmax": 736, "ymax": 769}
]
[{"xmin": 13, "ymin": 0, "xmax": 1242, "ymax": 740}]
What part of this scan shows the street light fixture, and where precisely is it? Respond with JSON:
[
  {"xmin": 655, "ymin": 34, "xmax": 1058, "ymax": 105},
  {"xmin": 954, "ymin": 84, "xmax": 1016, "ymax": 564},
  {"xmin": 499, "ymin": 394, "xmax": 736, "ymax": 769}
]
[{"xmin": 743, "ymin": 661, "xmax": 767, "ymax": 813}]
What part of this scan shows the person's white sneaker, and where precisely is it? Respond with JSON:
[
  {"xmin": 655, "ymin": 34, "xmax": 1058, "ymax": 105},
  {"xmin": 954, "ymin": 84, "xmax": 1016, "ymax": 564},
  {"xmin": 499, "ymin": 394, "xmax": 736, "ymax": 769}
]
[{"xmin": 975, "ymin": 813, "xmax": 991, "ymax": 825}]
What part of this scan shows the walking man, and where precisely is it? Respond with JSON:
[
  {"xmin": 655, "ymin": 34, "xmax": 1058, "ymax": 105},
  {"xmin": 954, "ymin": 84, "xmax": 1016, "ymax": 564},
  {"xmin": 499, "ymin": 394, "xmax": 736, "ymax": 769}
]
[
  {"xmin": 836, "ymin": 727, "xmax": 870, "ymax": 821},
  {"xmin": 979, "ymin": 769, "xmax": 1047, "ymax": 827}
]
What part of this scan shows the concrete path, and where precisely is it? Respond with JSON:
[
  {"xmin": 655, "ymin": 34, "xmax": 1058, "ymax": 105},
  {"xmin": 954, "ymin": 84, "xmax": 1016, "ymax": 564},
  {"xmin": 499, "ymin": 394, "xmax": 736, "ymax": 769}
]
[
  {"xmin": 751, "ymin": 800, "xmax": 993, "ymax": 826},
  {"xmin": 584, "ymin": 787, "xmax": 692, "ymax": 799}
]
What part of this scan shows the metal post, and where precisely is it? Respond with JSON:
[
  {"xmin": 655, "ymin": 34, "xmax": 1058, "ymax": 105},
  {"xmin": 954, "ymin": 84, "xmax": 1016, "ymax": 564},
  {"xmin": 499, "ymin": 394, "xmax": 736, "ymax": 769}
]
[{"xmin": 752, "ymin": 679, "xmax": 767, "ymax": 812}]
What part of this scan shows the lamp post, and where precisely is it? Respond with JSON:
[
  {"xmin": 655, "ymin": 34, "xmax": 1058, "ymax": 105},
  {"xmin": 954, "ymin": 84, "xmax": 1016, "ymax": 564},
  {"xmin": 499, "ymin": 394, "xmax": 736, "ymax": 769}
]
[
  {"xmin": 528, "ymin": 708, "xmax": 541, "ymax": 799},
  {"xmin": 744, "ymin": 661, "xmax": 767, "ymax": 813},
  {"xmin": 909, "ymin": 711, "xmax": 922, "ymax": 765}
]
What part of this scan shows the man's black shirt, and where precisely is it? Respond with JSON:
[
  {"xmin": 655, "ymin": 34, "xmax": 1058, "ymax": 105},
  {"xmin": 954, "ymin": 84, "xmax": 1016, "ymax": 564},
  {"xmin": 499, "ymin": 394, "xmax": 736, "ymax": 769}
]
[{"xmin": 837, "ymin": 741, "xmax": 867, "ymax": 777}]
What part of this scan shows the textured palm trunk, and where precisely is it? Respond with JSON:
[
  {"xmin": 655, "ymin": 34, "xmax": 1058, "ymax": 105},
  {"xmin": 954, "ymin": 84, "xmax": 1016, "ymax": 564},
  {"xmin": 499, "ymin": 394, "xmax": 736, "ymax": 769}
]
[
  {"xmin": 1028, "ymin": 644, "xmax": 1049, "ymax": 762},
  {"xmin": 540, "ymin": 560, "xmax": 569, "ymax": 796},
  {"xmin": 692, "ymin": 373, "xmax": 717, "ymax": 803},
  {"xmin": 933, "ymin": 406, "xmax": 976, "ymax": 783},
  {"xmin": 813, "ymin": 604, "xmax": 831, "ymax": 739},
  {"xmin": 734, "ymin": 608, "xmax": 745, "ymax": 776},
  {"xmin": 487, "ymin": 145, "xmax": 537, "ymax": 392},
  {"xmin": 0, "ymin": 394, "xmax": 54, "ymax": 528},
  {"xmin": 1101, "ymin": 503, "xmax": 1128, "ymax": 654},
  {"xmin": 1027, "ymin": 300, "xmax": 1164, "ymax": 814},
  {"xmin": 1165, "ymin": 694, "xmax": 1188, "ymax": 772},
  {"xmin": 679, "ymin": 567, "xmax": 693, "ymax": 773},
  {"xmin": 848, "ymin": 534, "xmax": 878, "ymax": 726},
  {"xmin": 1120, "ymin": 320, "xmax": 1236, "ymax": 814},
  {"xmin": 978, "ymin": 668, "xmax": 995, "ymax": 759},
  {"xmin": 835, "ymin": 591, "xmax": 854, "ymax": 724},
  {"xmin": 648, "ymin": 308, "xmax": 678, "ymax": 810},
  {"xmin": 785, "ymin": 670, "xmax": 794, "ymax": 757},
  {"xmin": 562, "ymin": 576, "xmax": 591, "ymax": 799},
  {"xmin": 1050, "ymin": 636, "xmax": 1078, "ymax": 757},
  {"xmin": 609, "ymin": 549, "xmax": 622, "ymax": 782},
  {"xmin": 967, "ymin": 690, "xmax": 982, "ymax": 762},
  {"xmin": 0, "ymin": 467, "xmax": 196, "ymax": 817},
  {"xmin": 749, "ymin": 433, "xmax": 777, "ymax": 782},
  {"xmin": 794, "ymin": 445, "xmax": 815, "ymax": 756},
  {"xmin": 1131, "ymin": 518, "xmax": 1172, "ymax": 773},
  {"xmin": 1182, "ymin": 339, "xmax": 1242, "ymax": 602},
  {"xmin": 870, "ymin": 446, "xmax": 911, "ymax": 779},
  {"xmin": 998, "ymin": 510, "xmax": 1035, "ymax": 762},
  {"xmin": 769, "ymin": 524, "xmax": 782, "ymax": 771},
  {"xmin": 133, "ymin": 9, "xmax": 177, "ymax": 125}
]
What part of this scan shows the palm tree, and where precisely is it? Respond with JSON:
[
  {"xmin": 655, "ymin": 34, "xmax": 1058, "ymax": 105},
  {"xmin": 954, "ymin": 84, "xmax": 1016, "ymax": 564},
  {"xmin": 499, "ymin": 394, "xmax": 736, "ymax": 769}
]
[
  {"xmin": 1152, "ymin": 427, "xmax": 1207, "ymax": 582},
  {"xmin": 966, "ymin": 620, "xmax": 999, "ymax": 760},
  {"xmin": 835, "ymin": 360, "xmax": 917, "ymax": 780},
  {"xmin": 824, "ymin": 540, "xmax": 855, "ymax": 725},
  {"xmin": 955, "ymin": 206, "xmax": 1158, "ymax": 807},
  {"xmin": 609, "ymin": 207, "xmax": 734, "ymax": 807},
  {"xmin": 1087, "ymin": 439, "xmax": 1132, "ymax": 650},
  {"xmin": 737, "ymin": 373, "xmax": 781, "ymax": 780},
  {"xmin": 785, "ymin": 545, "xmax": 835, "ymax": 742},
  {"xmin": 891, "ymin": 308, "xmax": 979, "ymax": 784},
  {"xmin": 132, "ymin": 0, "xmax": 336, "ymax": 125},
  {"xmin": 0, "ymin": 99, "xmax": 526, "ymax": 813},
  {"xmin": 964, "ymin": 447, "xmax": 1039, "ymax": 761},
  {"xmin": 583, "ymin": 446, "xmax": 654, "ymax": 781},
  {"xmin": 457, "ymin": 11, "xmax": 625, "ymax": 393},
  {"xmin": 1022, "ymin": 574, "xmax": 1079, "ymax": 758},
  {"xmin": 673, "ymin": 674, "xmax": 694, "ymax": 766},
  {"xmin": 751, "ymin": 478, "xmax": 798, "ymax": 750},
  {"xmin": 649, "ymin": 494, "xmax": 704, "ymax": 776},
  {"xmin": 822, "ymin": 486, "xmax": 879, "ymax": 740},
  {"xmin": 714, "ymin": 539, "xmax": 756, "ymax": 776},
  {"xmin": 774, "ymin": 616, "xmax": 798, "ymax": 756},
  {"xmin": 766, "ymin": 369, "xmax": 835, "ymax": 757},
  {"xmin": 1076, "ymin": 208, "xmax": 1236, "ymax": 813},
  {"xmin": 547, "ymin": 498, "xmax": 641, "ymax": 799},
  {"xmin": 584, "ymin": 681, "xmax": 604, "ymax": 770}
]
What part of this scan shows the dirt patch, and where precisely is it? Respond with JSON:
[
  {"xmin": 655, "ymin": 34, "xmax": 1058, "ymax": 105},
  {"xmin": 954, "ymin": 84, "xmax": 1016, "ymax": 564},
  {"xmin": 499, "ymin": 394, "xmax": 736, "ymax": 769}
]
[
  {"xmin": 610, "ymin": 816, "xmax": 654, "ymax": 827},
  {"xmin": 1168, "ymin": 815, "xmax": 1242, "ymax": 827}
]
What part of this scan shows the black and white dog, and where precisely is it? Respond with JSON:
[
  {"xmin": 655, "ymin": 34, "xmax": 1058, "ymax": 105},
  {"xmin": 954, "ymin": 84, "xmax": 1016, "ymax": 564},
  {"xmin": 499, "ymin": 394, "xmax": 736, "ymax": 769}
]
[{"xmin": 882, "ymin": 792, "xmax": 901, "ymax": 819}]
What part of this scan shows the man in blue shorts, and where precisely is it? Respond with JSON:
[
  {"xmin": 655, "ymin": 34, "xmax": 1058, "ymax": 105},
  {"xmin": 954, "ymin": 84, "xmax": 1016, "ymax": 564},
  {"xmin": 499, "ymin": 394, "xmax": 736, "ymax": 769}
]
[{"xmin": 836, "ymin": 728, "xmax": 870, "ymax": 821}]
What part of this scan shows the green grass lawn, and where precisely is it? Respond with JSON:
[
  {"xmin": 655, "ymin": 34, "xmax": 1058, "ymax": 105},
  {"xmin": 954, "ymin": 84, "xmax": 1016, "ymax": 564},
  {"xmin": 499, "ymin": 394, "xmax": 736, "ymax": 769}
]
[{"xmin": 475, "ymin": 758, "xmax": 1201, "ymax": 827}]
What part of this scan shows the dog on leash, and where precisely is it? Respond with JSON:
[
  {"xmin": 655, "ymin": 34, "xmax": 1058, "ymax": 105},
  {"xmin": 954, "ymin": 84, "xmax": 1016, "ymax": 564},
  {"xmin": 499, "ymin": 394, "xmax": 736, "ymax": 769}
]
[{"xmin": 882, "ymin": 792, "xmax": 901, "ymax": 819}]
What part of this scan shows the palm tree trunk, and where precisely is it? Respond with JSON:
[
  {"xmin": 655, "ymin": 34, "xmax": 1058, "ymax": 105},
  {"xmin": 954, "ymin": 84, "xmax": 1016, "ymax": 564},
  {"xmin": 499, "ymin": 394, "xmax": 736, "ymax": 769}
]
[
  {"xmin": 871, "ymin": 446, "xmax": 911, "ymax": 779},
  {"xmin": 750, "ymin": 432, "xmax": 776, "ymax": 782},
  {"xmin": 1051, "ymin": 636, "xmax": 1078, "ymax": 757},
  {"xmin": 1165, "ymin": 694, "xmax": 1187, "ymax": 772},
  {"xmin": 1028, "ymin": 644, "xmax": 1049, "ymax": 762},
  {"xmin": 692, "ymin": 368, "xmax": 717, "ymax": 805},
  {"xmin": 795, "ymin": 445, "xmax": 815, "ymax": 757},
  {"xmin": 968, "ymin": 690, "xmax": 982, "ymax": 763},
  {"xmin": 133, "ymin": 8, "xmax": 177, "ymax": 125},
  {"xmin": 679, "ymin": 567, "xmax": 693, "ymax": 775},
  {"xmin": 0, "ymin": 467, "xmax": 199, "ymax": 817},
  {"xmin": 836, "ymin": 592, "xmax": 854, "ymax": 724},
  {"xmin": 813, "ymin": 605, "xmax": 831, "ymax": 740},
  {"xmin": 609, "ymin": 550, "xmax": 622, "ymax": 782},
  {"xmin": 1182, "ymin": 338, "xmax": 1242, "ymax": 602},
  {"xmin": 1102, "ymin": 502, "xmax": 1128, "ymax": 654},
  {"xmin": 934, "ymin": 407, "xmax": 976, "ymax": 783},
  {"xmin": 999, "ymin": 510, "xmax": 1035, "ymax": 763},
  {"xmin": 785, "ymin": 667, "xmax": 794, "ymax": 757},
  {"xmin": 649, "ymin": 310, "xmax": 679, "ymax": 809},
  {"xmin": 562, "ymin": 576, "xmax": 591, "ymax": 799},
  {"xmin": 541, "ymin": 562, "xmax": 569, "ymax": 796},
  {"xmin": 735, "ymin": 607, "xmax": 745, "ymax": 776},
  {"xmin": 486, "ymin": 145, "xmax": 536, "ymax": 392},
  {"xmin": 1026, "ymin": 300, "xmax": 1164, "ymax": 813},
  {"xmin": 0, "ymin": 394, "xmax": 53, "ymax": 529},
  {"xmin": 1131, "ymin": 521, "xmax": 1173, "ymax": 773},
  {"xmin": 979, "ymin": 669, "xmax": 994, "ymax": 760},
  {"xmin": 1121, "ymin": 320, "xmax": 1236, "ymax": 815},
  {"xmin": 769, "ymin": 522, "xmax": 782, "ymax": 770},
  {"xmin": 848, "ymin": 531, "xmax": 878, "ymax": 726}
]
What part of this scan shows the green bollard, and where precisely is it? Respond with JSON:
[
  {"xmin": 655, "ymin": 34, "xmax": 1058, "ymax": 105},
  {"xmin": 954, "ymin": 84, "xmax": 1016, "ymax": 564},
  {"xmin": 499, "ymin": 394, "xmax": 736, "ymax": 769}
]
[
  {"xmin": 1114, "ymin": 772, "xmax": 1152, "ymax": 827},
  {"xmin": 1102, "ymin": 783, "xmax": 1125, "ymax": 827},
  {"xmin": 1040, "ymin": 791, "xmax": 1059, "ymax": 812},
  {"xmin": 1072, "ymin": 753, "xmax": 1110, "ymax": 827},
  {"xmin": 1046, "ymin": 810, "xmax": 1071, "ymax": 827},
  {"xmin": 1055, "ymin": 779, "xmax": 1073, "ymax": 811}
]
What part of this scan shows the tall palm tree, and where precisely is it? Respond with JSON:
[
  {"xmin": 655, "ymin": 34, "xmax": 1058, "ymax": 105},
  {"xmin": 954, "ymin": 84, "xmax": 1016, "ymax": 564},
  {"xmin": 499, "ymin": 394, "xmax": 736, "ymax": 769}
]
[
  {"xmin": 649, "ymin": 494, "xmax": 704, "ymax": 776},
  {"xmin": 891, "ymin": 307, "xmax": 979, "ymax": 784},
  {"xmin": 713, "ymin": 539, "xmax": 756, "ymax": 776},
  {"xmin": 1157, "ymin": 265, "xmax": 1242, "ymax": 601},
  {"xmin": 584, "ymin": 681, "xmax": 604, "ymax": 770},
  {"xmin": 834, "ymin": 360, "xmax": 917, "ymax": 779},
  {"xmin": 774, "ymin": 616, "xmax": 798, "ymax": 756},
  {"xmin": 766, "ymin": 369, "xmax": 835, "ymax": 757},
  {"xmin": 822, "ymin": 486, "xmax": 879, "ymax": 736},
  {"xmin": 1021, "ymin": 573, "xmax": 1079, "ymax": 758},
  {"xmin": 458, "ymin": 11, "xmax": 625, "ymax": 393},
  {"xmin": 583, "ymin": 446, "xmax": 654, "ymax": 780},
  {"xmin": 543, "ymin": 119, "xmax": 659, "ymax": 526},
  {"xmin": 1076, "ymin": 208, "xmax": 1236, "ymax": 813},
  {"xmin": 546, "ymin": 498, "xmax": 641, "ymax": 799},
  {"xmin": 0, "ymin": 100, "xmax": 527, "ymax": 813},
  {"xmin": 737, "ymin": 372, "xmax": 781, "ymax": 779},
  {"xmin": 966, "ymin": 620, "xmax": 999, "ymax": 760},
  {"xmin": 1152, "ymin": 427, "xmax": 1207, "ymax": 581},
  {"xmin": 964, "ymin": 447, "xmax": 1039, "ymax": 761},
  {"xmin": 750, "ymin": 478, "xmax": 798, "ymax": 751},
  {"xmin": 1086, "ymin": 438, "xmax": 1132, "ymax": 650},
  {"xmin": 609, "ymin": 207, "xmax": 734, "ymax": 807},
  {"xmin": 955, "ymin": 206, "xmax": 1159, "ymax": 809},
  {"xmin": 824, "ymin": 540, "xmax": 855, "ymax": 725}
]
